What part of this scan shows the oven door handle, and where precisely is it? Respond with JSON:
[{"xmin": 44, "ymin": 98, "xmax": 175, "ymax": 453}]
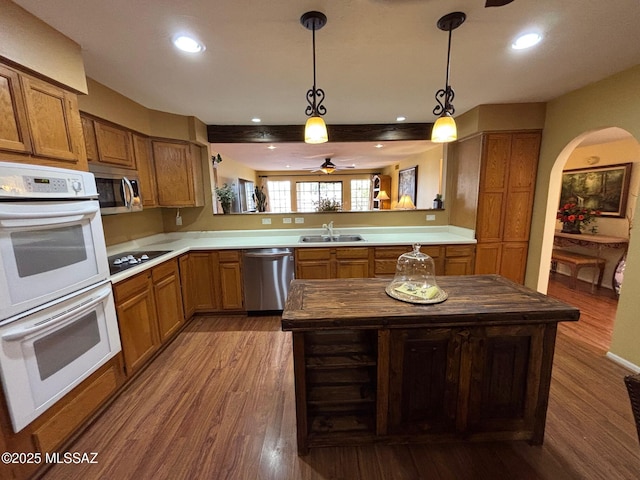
[
  {"xmin": 1, "ymin": 287, "xmax": 112, "ymax": 342},
  {"xmin": 0, "ymin": 203, "xmax": 99, "ymax": 224}
]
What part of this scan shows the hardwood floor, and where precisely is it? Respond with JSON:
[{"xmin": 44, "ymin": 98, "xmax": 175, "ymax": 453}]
[{"xmin": 40, "ymin": 283, "xmax": 639, "ymax": 480}]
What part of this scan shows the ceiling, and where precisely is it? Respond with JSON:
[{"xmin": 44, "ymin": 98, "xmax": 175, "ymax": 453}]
[{"xmin": 13, "ymin": 0, "xmax": 640, "ymax": 171}]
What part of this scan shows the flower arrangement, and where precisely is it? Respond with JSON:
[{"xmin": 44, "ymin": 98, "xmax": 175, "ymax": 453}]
[{"xmin": 557, "ymin": 202, "xmax": 600, "ymax": 233}]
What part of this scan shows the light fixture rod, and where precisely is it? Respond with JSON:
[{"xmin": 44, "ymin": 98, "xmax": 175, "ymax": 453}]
[
  {"xmin": 433, "ymin": 11, "xmax": 466, "ymax": 117},
  {"xmin": 301, "ymin": 11, "xmax": 327, "ymax": 118}
]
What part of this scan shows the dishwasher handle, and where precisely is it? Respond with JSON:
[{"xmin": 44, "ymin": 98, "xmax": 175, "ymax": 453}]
[{"xmin": 243, "ymin": 251, "xmax": 292, "ymax": 259}]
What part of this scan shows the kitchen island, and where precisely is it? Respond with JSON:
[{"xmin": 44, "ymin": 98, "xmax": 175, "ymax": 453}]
[{"xmin": 281, "ymin": 275, "xmax": 579, "ymax": 454}]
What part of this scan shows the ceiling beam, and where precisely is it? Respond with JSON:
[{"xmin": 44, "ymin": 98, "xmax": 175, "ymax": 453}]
[{"xmin": 207, "ymin": 123, "xmax": 433, "ymax": 143}]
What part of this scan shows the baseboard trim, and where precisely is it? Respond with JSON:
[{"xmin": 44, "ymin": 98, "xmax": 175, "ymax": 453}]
[{"xmin": 606, "ymin": 351, "xmax": 640, "ymax": 373}]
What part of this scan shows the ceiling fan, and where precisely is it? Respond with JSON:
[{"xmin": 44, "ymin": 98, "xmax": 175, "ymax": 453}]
[
  {"xmin": 304, "ymin": 158, "xmax": 355, "ymax": 174},
  {"xmin": 485, "ymin": 0, "xmax": 515, "ymax": 7}
]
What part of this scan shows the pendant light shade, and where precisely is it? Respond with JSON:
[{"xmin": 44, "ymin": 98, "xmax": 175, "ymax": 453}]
[
  {"xmin": 431, "ymin": 113, "xmax": 457, "ymax": 143},
  {"xmin": 305, "ymin": 116, "xmax": 328, "ymax": 144},
  {"xmin": 301, "ymin": 11, "xmax": 329, "ymax": 144},
  {"xmin": 431, "ymin": 12, "xmax": 466, "ymax": 144}
]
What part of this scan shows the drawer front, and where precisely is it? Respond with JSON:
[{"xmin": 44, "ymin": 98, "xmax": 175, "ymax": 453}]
[
  {"xmin": 218, "ymin": 250, "xmax": 241, "ymax": 262},
  {"xmin": 297, "ymin": 248, "xmax": 331, "ymax": 261},
  {"xmin": 445, "ymin": 245, "xmax": 475, "ymax": 257},
  {"xmin": 374, "ymin": 246, "xmax": 412, "ymax": 259},
  {"xmin": 335, "ymin": 247, "xmax": 369, "ymax": 259}
]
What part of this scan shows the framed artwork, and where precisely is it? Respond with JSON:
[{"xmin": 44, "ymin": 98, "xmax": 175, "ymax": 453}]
[
  {"xmin": 559, "ymin": 163, "xmax": 633, "ymax": 218},
  {"xmin": 398, "ymin": 166, "xmax": 418, "ymax": 204}
]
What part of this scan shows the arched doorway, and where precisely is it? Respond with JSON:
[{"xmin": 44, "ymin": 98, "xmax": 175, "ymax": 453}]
[{"xmin": 538, "ymin": 127, "xmax": 639, "ymax": 351}]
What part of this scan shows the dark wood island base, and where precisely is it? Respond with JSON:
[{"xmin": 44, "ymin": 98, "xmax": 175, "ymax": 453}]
[{"xmin": 281, "ymin": 275, "xmax": 579, "ymax": 455}]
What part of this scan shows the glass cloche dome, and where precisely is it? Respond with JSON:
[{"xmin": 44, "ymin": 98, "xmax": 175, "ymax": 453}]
[{"xmin": 385, "ymin": 244, "xmax": 448, "ymax": 304}]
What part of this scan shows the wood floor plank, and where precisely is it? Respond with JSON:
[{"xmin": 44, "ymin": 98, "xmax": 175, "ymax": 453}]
[{"xmin": 39, "ymin": 281, "xmax": 640, "ymax": 480}]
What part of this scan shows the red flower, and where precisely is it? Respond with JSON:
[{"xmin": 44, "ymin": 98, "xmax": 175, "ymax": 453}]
[
  {"xmin": 567, "ymin": 214, "xmax": 576, "ymax": 221},
  {"xmin": 578, "ymin": 214, "xmax": 585, "ymax": 221}
]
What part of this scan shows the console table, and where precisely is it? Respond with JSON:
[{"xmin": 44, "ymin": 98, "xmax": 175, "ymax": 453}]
[
  {"xmin": 553, "ymin": 231, "xmax": 629, "ymax": 255},
  {"xmin": 282, "ymin": 275, "xmax": 579, "ymax": 454}
]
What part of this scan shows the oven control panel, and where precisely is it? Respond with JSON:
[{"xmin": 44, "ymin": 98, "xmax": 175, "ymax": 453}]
[{"xmin": 0, "ymin": 161, "xmax": 97, "ymax": 199}]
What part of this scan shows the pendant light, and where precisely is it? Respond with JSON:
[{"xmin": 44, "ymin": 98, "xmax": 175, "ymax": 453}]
[
  {"xmin": 431, "ymin": 12, "xmax": 466, "ymax": 143},
  {"xmin": 301, "ymin": 11, "xmax": 329, "ymax": 144}
]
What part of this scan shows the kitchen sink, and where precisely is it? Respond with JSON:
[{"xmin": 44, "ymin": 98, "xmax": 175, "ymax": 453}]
[{"xmin": 299, "ymin": 234, "xmax": 364, "ymax": 243}]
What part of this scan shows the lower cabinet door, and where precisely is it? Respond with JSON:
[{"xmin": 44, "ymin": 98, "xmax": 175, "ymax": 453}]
[
  {"xmin": 388, "ymin": 328, "xmax": 461, "ymax": 434},
  {"xmin": 152, "ymin": 260, "xmax": 185, "ymax": 342},
  {"xmin": 114, "ymin": 274, "xmax": 161, "ymax": 375},
  {"xmin": 464, "ymin": 324, "xmax": 544, "ymax": 435}
]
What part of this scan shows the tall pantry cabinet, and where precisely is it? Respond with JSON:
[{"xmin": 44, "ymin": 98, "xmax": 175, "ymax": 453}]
[{"xmin": 451, "ymin": 131, "xmax": 541, "ymax": 284}]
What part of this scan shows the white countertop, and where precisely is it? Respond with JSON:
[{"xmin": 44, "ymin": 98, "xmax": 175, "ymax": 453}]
[{"xmin": 107, "ymin": 226, "xmax": 476, "ymax": 283}]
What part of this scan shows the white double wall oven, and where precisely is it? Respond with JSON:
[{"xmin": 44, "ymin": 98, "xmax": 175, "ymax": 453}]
[{"xmin": 0, "ymin": 161, "xmax": 121, "ymax": 433}]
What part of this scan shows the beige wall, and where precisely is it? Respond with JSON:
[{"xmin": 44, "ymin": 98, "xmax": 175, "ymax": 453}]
[
  {"xmin": 0, "ymin": 0, "xmax": 87, "ymax": 93},
  {"xmin": 456, "ymin": 103, "xmax": 546, "ymax": 139},
  {"xmin": 528, "ymin": 65, "xmax": 640, "ymax": 368}
]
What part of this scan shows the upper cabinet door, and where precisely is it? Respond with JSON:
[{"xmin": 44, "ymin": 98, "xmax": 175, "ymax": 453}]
[
  {"xmin": 94, "ymin": 121, "xmax": 136, "ymax": 169},
  {"xmin": 0, "ymin": 65, "xmax": 31, "ymax": 154},
  {"xmin": 152, "ymin": 140, "xmax": 204, "ymax": 207},
  {"xmin": 133, "ymin": 134, "xmax": 158, "ymax": 207},
  {"xmin": 20, "ymin": 75, "xmax": 84, "ymax": 164}
]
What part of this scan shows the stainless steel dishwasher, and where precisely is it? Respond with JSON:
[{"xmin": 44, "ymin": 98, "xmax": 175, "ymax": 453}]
[{"xmin": 242, "ymin": 248, "xmax": 295, "ymax": 313}]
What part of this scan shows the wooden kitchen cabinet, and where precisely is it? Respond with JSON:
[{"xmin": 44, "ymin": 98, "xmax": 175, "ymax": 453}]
[
  {"xmin": 215, "ymin": 250, "xmax": 244, "ymax": 311},
  {"xmin": 473, "ymin": 131, "xmax": 541, "ymax": 283},
  {"xmin": 114, "ymin": 258, "xmax": 186, "ymax": 374},
  {"xmin": 180, "ymin": 250, "xmax": 243, "ymax": 313},
  {"xmin": 152, "ymin": 140, "xmax": 205, "ymax": 207},
  {"xmin": 113, "ymin": 271, "xmax": 160, "ymax": 375},
  {"xmin": 151, "ymin": 259, "xmax": 185, "ymax": 342},
  {"xmin": 81, "ymin": 113, "xmax": 137, "ymax": 170},
  {"xmin": 133, "ymin": 133, "xmax": 158, "ymax": 207},
  {"xmin": 0, "ymin": 62, "xmax": 87, "ymax": 170},
  {"xmin": 388, "ymin": 323, "xmax": 544, "ymax": 438},
  {"xmin": 373, "ymin": 245, "xmax": 443, "ymax": 276},
  {"xmin": 296, "ymin": 247, "xmax": 371, "ymax": 279},
  {"xmin": 443, "ymin": 245, "xmax": 475, "ymax": 276},
  {"xmin": 93, "ymin": 119, "xmax": 136, "ymax": 169},
  {"xmin": 0, "ymin": 64, "xmax": 31, "ymax": 154}
]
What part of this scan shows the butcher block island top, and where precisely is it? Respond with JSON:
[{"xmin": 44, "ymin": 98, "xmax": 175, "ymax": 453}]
[{"xmin": 281, "ymin": 275, "xmax": 579, "ymax": 454}]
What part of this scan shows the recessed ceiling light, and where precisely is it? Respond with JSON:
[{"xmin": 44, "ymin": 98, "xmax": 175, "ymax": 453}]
[
  {"xmin": 173, "ymin": 35, "xmax": 205, "ymax": 53},
  {"xmin": 396, "ymin": 116, "xmax": 406, "ymax": 122},
  {"xmin": 286, "ymin": 164, "xmax": 291, "ymax": 168},
  {"xmin": 267, "ymin": 145, "xmax": 276, "ymax": 150},
  {"xmin": 374, "ymin": 144, "xmax": 384, "ymax": 149},
  {"xmin": 512, "ymin": 32, "xmax": 542, "ymax": 50},
  {"xmin": 251, "ymin": 117, "xmax": 261, "ymax": 123}
]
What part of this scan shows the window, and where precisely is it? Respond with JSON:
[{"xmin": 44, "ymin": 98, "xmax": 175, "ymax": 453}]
[
  {"xmin": 266, "ymin": 180, "xmax": 291, "ymax": 213},
  {"xmin": 296, "ymin": 181, "xmax": 343, "ymax": 212},
  {"xmin": 350, "ymin": 179, "xmax": 371, "ymax": 211},
  {"xmin": 238, "ymin": 179, "xmax": 255, "ymax": 212}
]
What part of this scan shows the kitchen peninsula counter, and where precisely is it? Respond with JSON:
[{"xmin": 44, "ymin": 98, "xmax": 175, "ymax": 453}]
[
  {"xmin": 281, "ymin": 275, "xmax": 579, "ymax": 454},
  {"xmin": 107, "ymin": 226, "xmax": 475, "ymax": 283}
]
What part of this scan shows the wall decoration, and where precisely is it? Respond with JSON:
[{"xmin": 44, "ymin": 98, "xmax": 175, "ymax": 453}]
[
  {"xmin": 398, "ymin": 166, "xmax": 418, "ymax": 204},
  {"xmin": 559, "ymin": 163, "xmax": 632, "ymax": 218}
]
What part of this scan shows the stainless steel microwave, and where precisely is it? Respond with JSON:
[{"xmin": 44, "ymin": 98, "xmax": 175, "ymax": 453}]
[{"xmin": 95, "ymin": 173, "xmax": 142, "ymax": 215}]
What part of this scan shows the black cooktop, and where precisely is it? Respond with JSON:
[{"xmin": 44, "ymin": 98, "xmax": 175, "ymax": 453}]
[{"xmin": 108, "ymin": 250, "xmax": 172, "ymax": 275}]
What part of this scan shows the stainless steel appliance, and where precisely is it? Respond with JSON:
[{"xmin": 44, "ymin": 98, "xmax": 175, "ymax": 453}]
[
  {"xmin": 242, "ymin": 248, "xmax": 295, "ymax": 313},
  {"xmin": 0, "ymin": 161, "xmax": 120, "ymax": 433},
  {"xmin": 94, "ymin": 171, "xmax": 142, "ymax": 215}
]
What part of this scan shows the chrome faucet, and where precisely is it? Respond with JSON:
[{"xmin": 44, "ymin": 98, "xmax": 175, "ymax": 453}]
[{"xmin": 322, "ymin": 221, "xmax": 335, "ymax": 239}]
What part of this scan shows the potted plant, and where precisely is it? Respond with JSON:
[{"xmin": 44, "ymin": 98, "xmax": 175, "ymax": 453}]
[
  {"xmin": 253, "ymin": 185, "xmax": 267, "ymax": 212},
  {"xmin": 215, "ymin": 183, "xmax": 235, "ymax": 214},
  {"xmin": 314, "ymin": 197, "xmax": 341, "ymax": 212}
]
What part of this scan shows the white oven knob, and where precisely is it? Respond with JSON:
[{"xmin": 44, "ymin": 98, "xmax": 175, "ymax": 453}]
[
  {"xmin": 113, "ymin": 259, "xmax": 122, "ymax": 265},
  {"xmin": 71, "ymin": 180, "xmax": 82, "ymax": 193},
  {"xmin": 128, "ymin": 259, "xmax": 138, "ymax": 265},
  {"xmin": 141, "ymin": 254, "xmax": 149, "ymax": 260}
]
